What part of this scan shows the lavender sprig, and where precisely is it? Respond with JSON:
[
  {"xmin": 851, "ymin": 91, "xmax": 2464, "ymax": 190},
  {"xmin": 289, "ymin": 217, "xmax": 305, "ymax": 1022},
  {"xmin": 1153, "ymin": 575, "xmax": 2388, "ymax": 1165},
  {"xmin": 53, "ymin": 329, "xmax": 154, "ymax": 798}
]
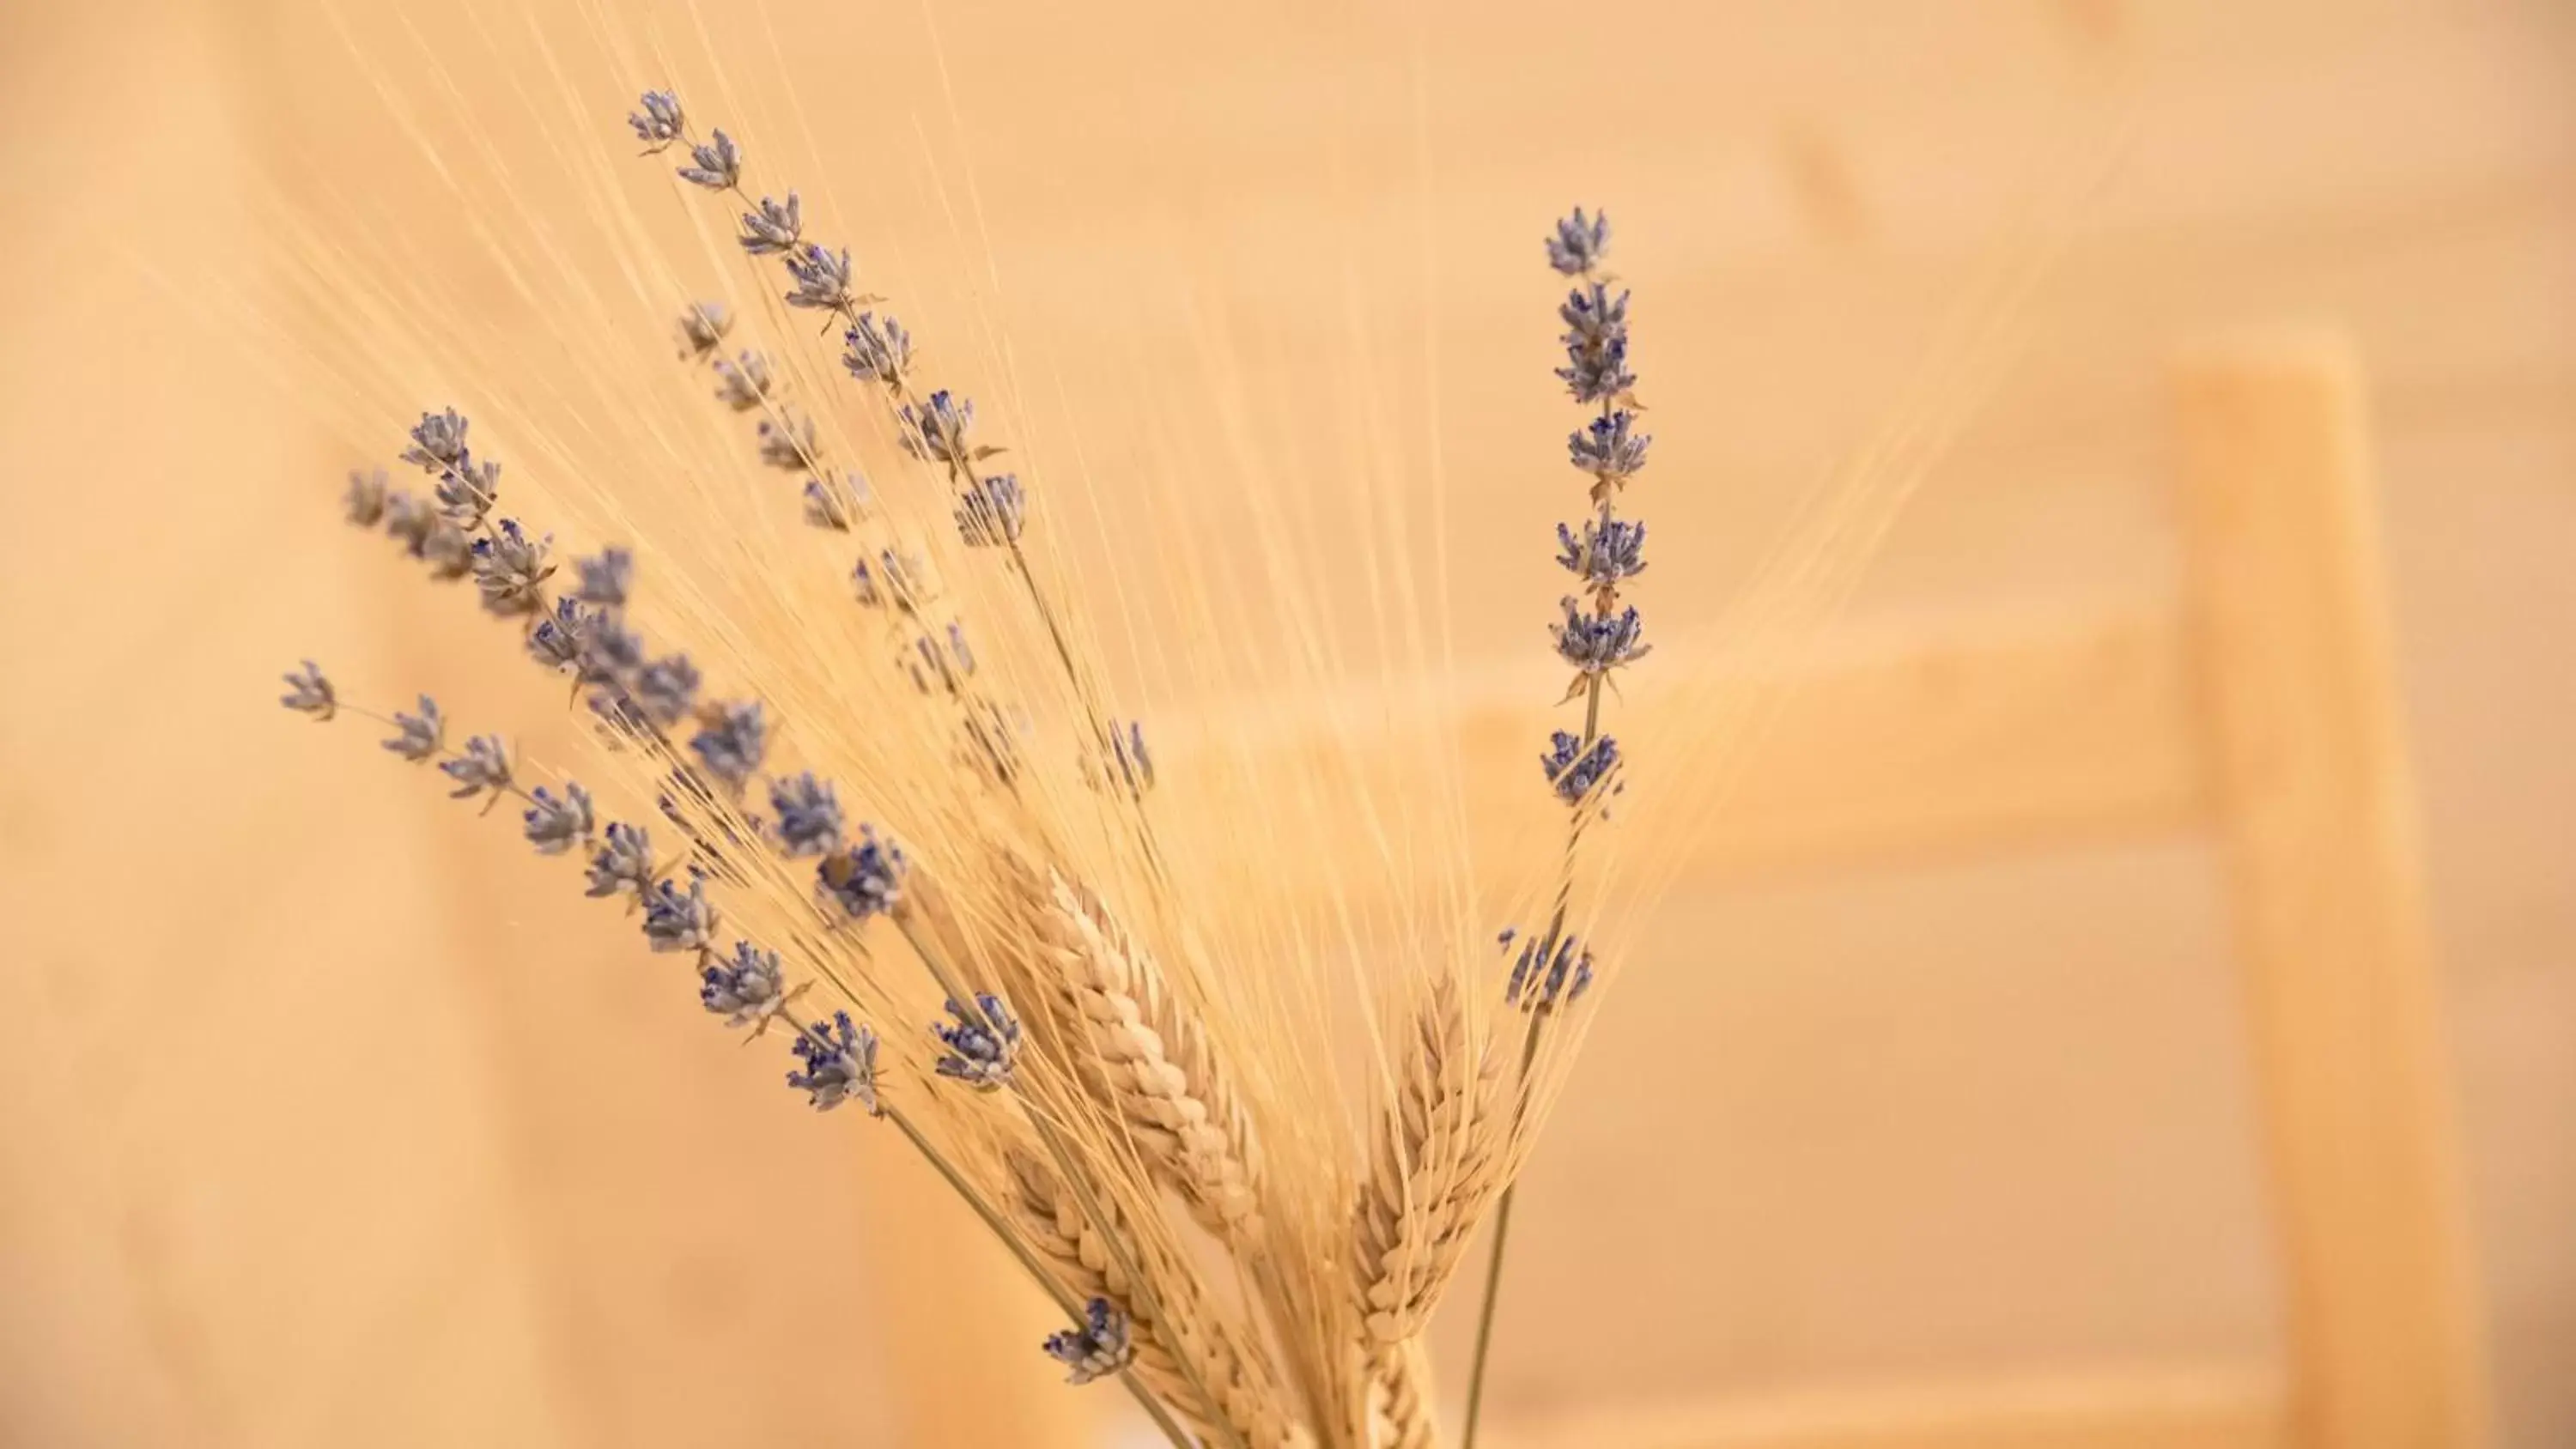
[{"xmin": 1464, "ymin": 207, "xmax": 1655, "ymax": 1449}]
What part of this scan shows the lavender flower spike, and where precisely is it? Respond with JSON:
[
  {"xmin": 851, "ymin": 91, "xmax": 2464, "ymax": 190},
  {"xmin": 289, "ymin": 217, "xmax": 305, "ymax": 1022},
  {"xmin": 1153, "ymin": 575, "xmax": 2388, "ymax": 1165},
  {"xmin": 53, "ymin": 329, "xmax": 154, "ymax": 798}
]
[
  {"xmin": 629, "ymin": 91, "xmax": 685, "ymax": 153},
  {"xmin": 738, "ymin": 192, "xmax": 802, "ymax": 256},
  {"xmin": 642, "ymin": 872, "xmax": 720, "ymax": 955},
  {"xmin": 279, "ymin": 660, "xmax": 335, "ymax": 719},
  {"xmin": 782, "ymin": 243, "xmax": 855, "ymax": 312},
  {"xmin": 1569, "ymin": 409, "xmax": 1651, "ymax": 488},
  {"xmin": 841, "ymin": 312, "xmax": 912, "ymax": 388},
  {"xmin": 689, "ymin": 700, "xmax": 769, "ymax": 789},
  {"xmin": 1504, "ymin": 929, "xmax": 1595, "ymax": 1010},
  {"xmin": 701, "ymin": 940, "xmax": 789, "ymax": 1028},
  {"xmin": 817, "ymin": 824, "xmax": 907, "ymax": 922},
  {"xmin": 471, "ymin": 518, "xmax": 553, "ymax": 616},
  {"xmin": 402, "ymin": 408, "xmax": 469, "ymax": 470},
  {"xmin": 343, "ymin": 469, "xmax": 388, "ymax": 526},
  {"xmin": 932, "ymin": 993, "xmax": 1023, "ymax": 1091},
  {"xmin": 522, "ymin": 782, "xmax": 596, "ymax": 855},
  {"xmin": 1043, "ymin": 1299, "xmax": 1136, "ymax": 1385},
  {"xmin": 382, "ymin": 695, "xmax": 445, "ymax": 762},
  {"xmin": 441, "ymin": 735, "xmax": 513, "ymax": 801},
  {"xmin": 675, "ymin": 301, "xmax": 732, "ymax": 358},
  {"xmin": 899, "ymin": 390, "xmax": 975, "ymax": 469},
  {"xmin": 787, "ymin": 1010, "xmax": 882, "ymax": 1113},
  {"xmin": 632, "ymin": 654, "xmax": 702, "ymax": 727},
  {"xmin": 584, "ymin": 821, "xmax": 656, "ymax": 899},
  {"xmin": 1551, "ymin": 597, "xmax": 1649, "ymax": 678},
  {"xmin": 1546, "ymin": 207, "xmax": 1611, "ymax": 276},
  {"xmin": 574, "ymin": 547, "xmax": 634, "ymax": 609},
  {"xmin": 712, "ymin": 350, "xmax": 775, "ymax": 411},
  {"xmin": 1556, "ymin": 517, "xmax": 1647, "ymax": 595},
  {"xmin": 676, "ymin": 128, "xmax": 742, "ymax": 190},
  {"xmin": 769, "ymin": 773, "xmax": 846, "ymax": 858},
  {"xmin": 954, "ymin": 472, "xmax": 1024, "ymax": 547},
  {"xmin": 1539, "ymin": 730, "xmax": 1621, "ymax": 806}
]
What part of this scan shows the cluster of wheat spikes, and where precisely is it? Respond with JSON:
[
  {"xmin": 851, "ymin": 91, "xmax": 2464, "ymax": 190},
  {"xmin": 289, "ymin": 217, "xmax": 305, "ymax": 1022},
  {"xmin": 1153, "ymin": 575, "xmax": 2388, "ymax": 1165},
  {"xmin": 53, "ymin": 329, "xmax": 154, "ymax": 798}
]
[{"xmin": 276, "ymin": 90, "xmax": 1652, "ymax": 1449}]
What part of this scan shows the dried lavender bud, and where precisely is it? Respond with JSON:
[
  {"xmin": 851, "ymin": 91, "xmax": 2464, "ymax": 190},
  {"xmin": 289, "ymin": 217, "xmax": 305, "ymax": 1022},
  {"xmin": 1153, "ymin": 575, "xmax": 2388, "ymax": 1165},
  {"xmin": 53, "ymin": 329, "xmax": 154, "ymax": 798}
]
[
  {"xmin": 471, "ymin": 518, "xmax": 553, "ymax": 615},
  {"xmin": 382, "ymin": 694, "xmax": 445, "ymax": 761},
  {"xmin": 817, "ymin": 824, "xmax": 905, "ymax": 921},
  {"xmin": 384, "ymin": 489, "xmax": 435, "ymax": 554},
  {"xmin": 1505, "ymin": 929, "xmax": 1595, "ymax": 1010},
  {"xmin": 1555, "ymin": 282, "xmax": 1637, "ymax": 403},
  {"xmin": 1551, "ymin": 597, "xmax": 1649, "ymax": 677},
  {"xmin": 642, "ymin": 871, "xmax": 720, "ymax": 954},
  {"xmin": 629, "ymin": 90, "xmax": 685, "ymax": 152},
  {"xmin": 442, "ymin": 735, "xmax": 513, "ymax": 800},
  {"xmin": 1568, "ymin": 409, "xmax": 1651, "ymax": 485},
  {"xmin": 1105, "ymin": 718, "xmax": 1154, "ymax": 797},
  {"xmin": 402, "ymin": 408, "xmax": 470, "ymax": 471},
  {"xmin": 584, "ymin": 821, "xmax": 656, "ymax": 899},
  {"xmin": 631, "ymin": 653, "xmax": 702, "ymax": 727},
  {"xmin": 852, "ymin": 548, "xmax": 925, "ymax": 614},
  {"xmin": 945, "ymin": 622, "xmax": 977, "ymax": 677},
  {"xmin": 737, "ymin": 191, "xmax": 802, "ymax": 256},
  {"xmin": 768, "ymin": 772, "xmax": 845, "ymax": 857},
  {"xmin": 434, "ymin": 457, "xmax": 501, "ymax": 529},
  {"xmin": 575, "ymin": 547, "xmax": 634, "ymax": 609},
  {"xmin": 802, "ymin": 476, "xmax": 854, "ymax": 531},
  {"xmin": 787, "ymin": 1010, "xmax": 881, "ymax": 1113},
  {"xmin": 1042, "ymin": 1299, "xmax": 1135, "ymax": 1385},
  {"xmin": 1546, "ymin": 206, "xmax": 1610, "ymax": 276},
  {"xmin": 676, "ymin": 301, "xmax": 732, "ymax": 358},
  {"xmin": 689, "ymin": 700, "xmax": 769, "ymax": 788},
  {"xmin": 577, "ymin": 613, "xmax": 647, "ymax": 689},
  {"xmin": 1539, "ymin": 730, "xmax": 1621, "ymax": 806},
  {"xmin": 1555, "ymin": 517, "xmax": 1647, "ymax": 592},
  {"xmin": 781, "ymin": 243, "xmax": 854, "ymax": 312},
  {"xmin": 676, "ymin": 128, "xmax": 741, "ymax": 190},
  {"xmin": 841, "ymin": 312, "xmax": 912, "ymax": 387},
  {"xmin": 712, "ymin": 351, "xmax": 774, "ymax": 412},
  {"xmin": 756, "ymin": 413, "xmax": 815, "ymax": 470},
  {"xmin": 424, "ymin": 521, "xmax": 474, "ymax": 580},
  {"xmin": 279, "ymin": 660, "xmax": 335, "ymax": 719},
  {"xmin": 932, "ymin": 992, "xmax": 1023, "ymax": 1090},
  {"xmin": 898, "ymin": 390, "xmax": 975, "ymax": 469},
  {"xmin": 343, "ymin": 469, "xmax": 388, "ymax": 526},
  {"xmin": 700, "ymin": 940, "xmax": 787, "ymax": 1028},
  {"xmin": 954, "ymin": 472, "xmax": 1024, "ymax": 547},
  {"xmin": 522, "ymin": 782, "xmax": 596, "ymax": 855}
]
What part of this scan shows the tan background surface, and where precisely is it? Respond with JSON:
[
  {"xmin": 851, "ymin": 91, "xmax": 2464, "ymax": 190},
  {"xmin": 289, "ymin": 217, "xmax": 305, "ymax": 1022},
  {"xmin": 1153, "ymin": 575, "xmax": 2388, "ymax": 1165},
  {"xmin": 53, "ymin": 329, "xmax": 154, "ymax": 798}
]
[{"xmin": 1, "ymin": 0, "xmax": 2569, "ymax": 1446}]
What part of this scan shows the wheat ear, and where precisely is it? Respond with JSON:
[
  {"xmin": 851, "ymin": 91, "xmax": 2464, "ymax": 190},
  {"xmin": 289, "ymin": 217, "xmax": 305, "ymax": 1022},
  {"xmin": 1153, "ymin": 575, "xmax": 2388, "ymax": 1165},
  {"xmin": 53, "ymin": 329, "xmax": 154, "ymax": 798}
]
[
  {"xmin": 1015, "ymin": 862, "xmax": 1267, "ymax": 1245},
  {"xmin": 1368, "ymin": 1341, "xmax": 1441, "ymax": 1449},
  {"xmin": 1005, "ymin": 1149, "xmax": 1306, "ymax": 1449},
  {"xmin": 1356, "ymin": 974, "xmax": 1504, "ymax": 1347}
]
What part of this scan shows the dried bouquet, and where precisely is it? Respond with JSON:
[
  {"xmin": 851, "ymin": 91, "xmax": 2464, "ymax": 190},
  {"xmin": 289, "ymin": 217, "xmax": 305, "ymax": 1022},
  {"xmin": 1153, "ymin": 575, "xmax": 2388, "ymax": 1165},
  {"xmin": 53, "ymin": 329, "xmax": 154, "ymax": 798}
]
[{"xmin": 281, "ymin": 88, "xmax": 1662, "ymax": 1449}]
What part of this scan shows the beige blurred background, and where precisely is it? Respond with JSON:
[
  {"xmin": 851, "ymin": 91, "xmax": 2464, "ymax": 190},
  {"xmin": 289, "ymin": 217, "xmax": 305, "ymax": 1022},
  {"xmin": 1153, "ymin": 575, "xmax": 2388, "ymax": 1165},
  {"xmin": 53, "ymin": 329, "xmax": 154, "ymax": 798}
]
[{"xmin": 2, "ymin": 0, "xmax": 2570, "ymax": 1446}]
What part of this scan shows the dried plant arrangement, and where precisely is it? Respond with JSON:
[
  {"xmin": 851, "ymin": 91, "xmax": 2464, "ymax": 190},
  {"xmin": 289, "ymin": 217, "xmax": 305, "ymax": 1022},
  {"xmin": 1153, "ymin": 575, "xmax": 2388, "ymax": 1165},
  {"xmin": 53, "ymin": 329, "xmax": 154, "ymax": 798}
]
[{"xmin": 269, "ymin": 64, "xmax": 2012, "ymax": 1443}]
